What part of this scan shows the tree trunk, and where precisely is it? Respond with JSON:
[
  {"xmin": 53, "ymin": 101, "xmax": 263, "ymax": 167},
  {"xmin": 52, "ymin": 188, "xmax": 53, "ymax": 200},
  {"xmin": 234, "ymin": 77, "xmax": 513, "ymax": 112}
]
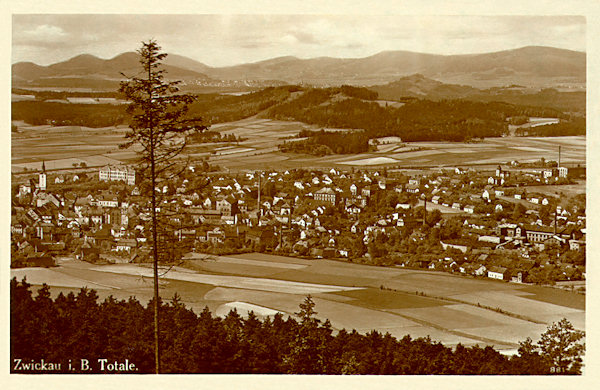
[{"xmin": 148, "ymin": 64, "xmax": 160, "ymax": 375}]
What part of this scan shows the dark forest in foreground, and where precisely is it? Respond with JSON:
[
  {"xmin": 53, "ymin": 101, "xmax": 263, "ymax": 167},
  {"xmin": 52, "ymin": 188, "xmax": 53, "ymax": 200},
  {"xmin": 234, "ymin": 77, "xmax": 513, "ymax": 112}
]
[{"xmin": 10, "ymin": 278, "xmax": 583, "ymax": 375}]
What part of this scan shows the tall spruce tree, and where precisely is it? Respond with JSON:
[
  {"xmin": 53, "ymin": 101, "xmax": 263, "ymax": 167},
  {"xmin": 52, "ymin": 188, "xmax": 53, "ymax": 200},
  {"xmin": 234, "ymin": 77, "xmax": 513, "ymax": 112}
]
[{"xmin": 119, "ymin": 40, "xmax": 207, "ymax": 373}]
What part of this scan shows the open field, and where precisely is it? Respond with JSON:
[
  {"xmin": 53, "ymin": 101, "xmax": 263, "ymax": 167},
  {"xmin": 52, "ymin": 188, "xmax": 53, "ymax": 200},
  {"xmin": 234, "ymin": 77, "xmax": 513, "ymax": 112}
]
[
  {"xmin": 11, "ymin": 123, "xmax": 137, "ymax": 172},
  {"xmin": 520, "ymin": 181, "xmax": 586, "ymax": 197},
  {"xmin": 12, "ymin": 117, "xmax": 585, "ymax": 173},
  {"xmin": 417, "ymin": 199, "xmax": 464, "ymax": 214},
  {"xmin": 11, "ymin": 252, "xmax": 584, "ymax": 352},
  {"xmin": 338, "ymin": 156, "xmax": 398, "ymax": 166}
]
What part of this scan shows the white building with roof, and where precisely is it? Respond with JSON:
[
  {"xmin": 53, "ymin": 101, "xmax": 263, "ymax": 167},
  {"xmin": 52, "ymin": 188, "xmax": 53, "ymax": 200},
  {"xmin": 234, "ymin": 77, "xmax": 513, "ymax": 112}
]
[{"xmin": 99, "ymin": 165, "xmax": 136, "ymax": 185}]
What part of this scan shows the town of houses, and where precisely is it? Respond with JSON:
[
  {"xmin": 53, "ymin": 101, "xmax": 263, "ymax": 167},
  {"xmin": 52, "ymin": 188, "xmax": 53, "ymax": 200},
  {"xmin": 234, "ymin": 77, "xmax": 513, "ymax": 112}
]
[{"xmin": 11, "ymin": 160, "xmax": 586, "ymax": 287}]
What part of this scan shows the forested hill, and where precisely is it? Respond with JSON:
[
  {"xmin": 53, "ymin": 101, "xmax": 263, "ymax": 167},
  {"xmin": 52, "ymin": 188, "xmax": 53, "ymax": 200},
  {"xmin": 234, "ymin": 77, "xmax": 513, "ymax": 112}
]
[
  {"xmin": 261, "ymin": 86, "xmax": 570, "ymax": 142},
  {"xmin": 369, "ymin": 74, "xmax": 585, "ymax": 114},
  {"xmin": 12, "ymin": 84, "xmax": 585, "ymax": 140}
]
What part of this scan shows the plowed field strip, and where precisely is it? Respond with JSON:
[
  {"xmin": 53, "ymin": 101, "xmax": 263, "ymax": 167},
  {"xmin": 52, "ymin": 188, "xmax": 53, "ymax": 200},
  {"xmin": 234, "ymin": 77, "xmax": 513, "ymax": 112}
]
[{"xmin": 381, "ymin": 309, "xmax": 518, "ymax": 349}]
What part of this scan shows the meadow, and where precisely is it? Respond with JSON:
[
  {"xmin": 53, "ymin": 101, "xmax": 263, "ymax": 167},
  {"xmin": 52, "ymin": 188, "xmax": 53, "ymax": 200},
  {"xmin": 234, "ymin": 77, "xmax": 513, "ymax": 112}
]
[{"xmin": 12, "ymin": 117, "xmax": 586, "ymax": 174}]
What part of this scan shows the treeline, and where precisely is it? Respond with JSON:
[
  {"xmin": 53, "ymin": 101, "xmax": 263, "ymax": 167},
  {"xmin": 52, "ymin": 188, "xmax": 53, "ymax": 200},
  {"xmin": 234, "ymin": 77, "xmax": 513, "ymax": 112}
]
[
  {"xmin": 469, "ymin": 89, "xmax": 586, "ymax": 114},
  {"xmin": 11, "ymin": 86, "xmax": 296, "ymax": 128},
  {"xmin": 517, "ymin": 117, "xmax": 586, "ymax": 137},
  {"xmin": 12, "ymin": 85, "xmax": 584, "ymax": 140},
  {"xmin": 17, "ymin": 78, "xmax": 122, "ymax": 91},
  {"xmin": 186, "ymin": 86, "xmax": 297, "ymax": 124},
  {"xmin": 279, "ymin": 130, "xmax": 370, "ymax": 155},
  {"xmin": 189, "ymin": 130, "xmax": 245, "ymax": 143},
  {"xmin": 337, "ymin": 85, "xmax": 379, "ymax": 100},
  {"xmin": 11, "ymin": 278, "xmax": 566, "ymax": 375},
  {"xmin": 372, "ymin": 85, "xmax": 585, "ymax": 114},
  {"xmin": 12, "ymin": 88, "xmax": 123, "ymax": 100},
  {"xmin": 12, "ymin": 101, "xmax": 127, "ymax": 127},
  {"xmin": 266, "ymin": 95, "xmax": 531, "ymax": 141}
]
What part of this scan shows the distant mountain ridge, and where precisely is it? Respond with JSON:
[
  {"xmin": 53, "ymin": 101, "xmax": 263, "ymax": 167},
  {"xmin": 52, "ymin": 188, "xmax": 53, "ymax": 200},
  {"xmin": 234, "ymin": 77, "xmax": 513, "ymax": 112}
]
[
  {"xmin": 193, "ymin": 46, "xmax": 585, "ymax": 87},
  {"xmin": 367, "ymin": 74, "xmax": 585, "ymax": 113},
  {"xmin": 12, "ymin": 52, "xmax": 210, "ymax": 82},
  {"xmin": 12, "ymin": 46, "xmax": 585, "ymax": 89}
]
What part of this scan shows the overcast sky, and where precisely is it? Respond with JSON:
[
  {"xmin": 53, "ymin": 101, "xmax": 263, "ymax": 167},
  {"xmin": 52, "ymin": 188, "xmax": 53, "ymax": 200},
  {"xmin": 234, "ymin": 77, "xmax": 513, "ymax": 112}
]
[{"xmin": 12, "ymin": 15, "xmax": 586, "ymax": 67}]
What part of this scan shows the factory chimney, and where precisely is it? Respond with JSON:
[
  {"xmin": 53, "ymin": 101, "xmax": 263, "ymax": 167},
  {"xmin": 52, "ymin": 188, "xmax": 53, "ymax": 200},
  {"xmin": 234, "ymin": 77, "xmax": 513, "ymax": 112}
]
[{"xmin": 558, "ymin": 146, "xmax": 561, "ymax": 168}]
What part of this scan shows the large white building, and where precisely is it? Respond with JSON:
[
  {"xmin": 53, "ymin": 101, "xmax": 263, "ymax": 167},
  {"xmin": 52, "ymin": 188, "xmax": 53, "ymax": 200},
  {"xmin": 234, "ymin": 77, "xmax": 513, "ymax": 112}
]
[
  {"xmin": 314, "ymin": 187, "xmax": 337, "ymax": 205},
  {"xmin": 99, "ymin": 166, "xmax": 136, "ymax": 185}
]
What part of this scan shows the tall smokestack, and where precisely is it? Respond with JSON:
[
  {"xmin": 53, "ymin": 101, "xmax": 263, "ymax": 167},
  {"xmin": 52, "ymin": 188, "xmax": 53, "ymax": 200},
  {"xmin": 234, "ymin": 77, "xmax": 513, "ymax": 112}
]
[
  {"xmin": 558, "ymin": 146, "xmax": 561, "ymax": 168},
  {"xmin": 257, "ymin": 172, "xmax": 261, "ymax": 217},
  {"xmin": 423, "ymin": 197, "xmax": 427, "ymax": 226}
]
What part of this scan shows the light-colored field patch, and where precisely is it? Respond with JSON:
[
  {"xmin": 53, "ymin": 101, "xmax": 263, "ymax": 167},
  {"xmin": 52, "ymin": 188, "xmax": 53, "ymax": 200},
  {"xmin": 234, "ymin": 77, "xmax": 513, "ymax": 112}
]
[
  {"xmin": 12, "ymin": 94, "xmax": 38, "ymax": 102},
  {"xmin": 460, "ymin": 324, "xmax": 548, "ymax": 345},
  {"xmin": 228, "ymin": 252, "xmax": 317, "ymax": 266},
  {"xmin": 338, "ymin": 156, "xmax": 398, "ymax": 165},
  {"xmin": 217, "ymin": 256, "xmax": 307, "ymax": 270},
  {"xmin": 511, "ymin": 146, "xmax": 548, "ymax": 152},
  {"xmin": 444, "ymin": 149, "xmax": 478, "ymax": 154},
  {"xmin": 13, "ymin": 155, "xmax": 124, "ymax": 171},
  {"xmin": 215, "ymin": 301, "xmax": 285, "ymax": 318},
  {"xmin": 390, "ymin": 146, "xmax": 417, "ymax": 153},
  {"xmin": 214, "ymin": 148, "xmax": 255, "ymax": 156},
  {"xmin": 11, "ymin": 268, "xmax": 114, "ymax": 290},
  {"xmin": 309, "ymin": 296, "xmax": 421, "ymax": 331},
  {"xmin": 387, "ymin": 272, "xmax": 511, "ymax": 296},
  {"xmin": 449, "ymin": 291, "xmax": 583, "ymax": 322},
  {"xmin": 529, "ymin": 136, "xmax": 586, "ymax": 146},
  {"xmin": 186, "ymin": 261, "xmax": 290, "ymax": 278},
  {"xmin": 391, "ymin": 303, "xmax": 553, "ymax": 346},
  {"xmin": 391, "ymin": 305, "xmax": 506, "ymax": 330},
  {"xmin": 374, "ymin": 144, "xmax": 398, "ymax": 153},
  {"xmin": 409, "ymin": 142, "xmax": 490, "ymax": 149},
  {"xmin": 534, "ymin": 311, "xmax": 585, "ymax": 330},
  {"xmin": 269, "ymin": 269, "xmax": 376, "ymax": 288},
  {"xmin": 214, "ymin": 145, "xmax": 238, "ymax": 151},
  {"xmin": 530, "ymin": 117, "xmax": 560, "ymax": 122},
  {"xmin": 92, "ymin": 264, "xmax": 362, "ymax": 294},
  {"xmin": 389, "ymin": 149, "xmax": 441, "ymax": 159},
  {"xmin": 306, "ymin": 261, "xmax": 407, "ymax": 280}
]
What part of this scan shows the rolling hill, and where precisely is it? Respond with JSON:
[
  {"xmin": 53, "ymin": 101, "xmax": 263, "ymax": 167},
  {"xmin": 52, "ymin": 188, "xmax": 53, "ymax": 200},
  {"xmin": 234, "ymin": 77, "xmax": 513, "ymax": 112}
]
[
  {"xmin": 368, "ymin": 74, "xmax": 586, "ymax": 113},
  {"xmin": 12, "ymin": 46, "xmax": 585, "ymax": 90},
  {"xmin": 12, "ymin": 52, "xmax": 213, "ymax": 90},
  {"xmin": 194, "ymin": 46, "xmax": 585, "ymax": 87}
]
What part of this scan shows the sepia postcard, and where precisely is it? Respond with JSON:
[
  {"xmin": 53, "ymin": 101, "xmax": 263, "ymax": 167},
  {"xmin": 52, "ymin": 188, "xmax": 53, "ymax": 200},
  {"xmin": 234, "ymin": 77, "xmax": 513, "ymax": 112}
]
[{"xmin": 3, "ymin": 1, "xmax": 599, "ymax": 389}]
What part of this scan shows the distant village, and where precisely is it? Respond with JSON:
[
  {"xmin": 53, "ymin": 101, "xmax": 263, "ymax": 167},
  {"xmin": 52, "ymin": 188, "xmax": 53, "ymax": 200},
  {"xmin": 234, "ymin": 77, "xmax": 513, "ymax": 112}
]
[{"xmin": 11, "ymin": 158, "xmax": 586, "ymax": 287}]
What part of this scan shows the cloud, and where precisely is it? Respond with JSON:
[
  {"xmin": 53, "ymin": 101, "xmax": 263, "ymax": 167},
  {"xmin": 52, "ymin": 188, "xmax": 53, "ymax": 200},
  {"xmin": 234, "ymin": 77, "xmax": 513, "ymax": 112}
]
[
  {"xmin": 290, "ymin": 31, "xmax": 319, "ymax": 45},
  {"xmin": 11, "ymin": 15, "xmax": 586, "ymax": 66},
  {"xmin": 14, "ymin": 24, "xmax": 67, "ymax": 45}
]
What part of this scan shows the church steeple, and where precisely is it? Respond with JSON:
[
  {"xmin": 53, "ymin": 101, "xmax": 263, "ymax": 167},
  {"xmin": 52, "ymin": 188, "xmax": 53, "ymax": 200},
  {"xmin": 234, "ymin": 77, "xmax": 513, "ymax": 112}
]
[{"xmin": 39, "ymin": 161, "xmax": 47, "ymax": 191}]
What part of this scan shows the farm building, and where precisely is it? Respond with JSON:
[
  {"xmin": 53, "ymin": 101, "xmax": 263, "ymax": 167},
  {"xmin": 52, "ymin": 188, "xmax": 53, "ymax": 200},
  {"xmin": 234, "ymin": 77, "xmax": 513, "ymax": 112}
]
[{"xmin": 488, "ymin": 266, "xmax": 508, "ymax": 280}]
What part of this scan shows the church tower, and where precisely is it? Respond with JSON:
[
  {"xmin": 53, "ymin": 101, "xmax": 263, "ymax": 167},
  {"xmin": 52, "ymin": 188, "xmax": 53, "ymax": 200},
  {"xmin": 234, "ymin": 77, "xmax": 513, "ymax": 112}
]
[{"xmin": 39, "ymin": 161, "xmax": 47, "ymax": 191}]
